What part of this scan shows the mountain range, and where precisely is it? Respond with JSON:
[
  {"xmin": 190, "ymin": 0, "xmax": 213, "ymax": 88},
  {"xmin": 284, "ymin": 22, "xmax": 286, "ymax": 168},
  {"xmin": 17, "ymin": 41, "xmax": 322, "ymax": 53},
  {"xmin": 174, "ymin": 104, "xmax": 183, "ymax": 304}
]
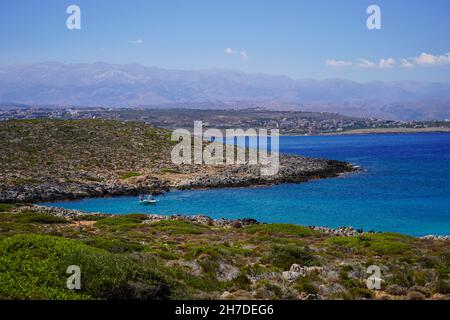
[{"xmin": 1, "ymin": 62, "xmax": 450, "ymax": 120}]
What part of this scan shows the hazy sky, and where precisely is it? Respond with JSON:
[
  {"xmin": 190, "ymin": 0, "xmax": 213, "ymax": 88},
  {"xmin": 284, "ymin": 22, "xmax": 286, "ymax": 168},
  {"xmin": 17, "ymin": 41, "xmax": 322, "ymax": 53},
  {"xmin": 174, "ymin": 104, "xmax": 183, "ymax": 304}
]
[{"xmin": 1, "ymin": 0, "xmax": 449, "ymax": 82}]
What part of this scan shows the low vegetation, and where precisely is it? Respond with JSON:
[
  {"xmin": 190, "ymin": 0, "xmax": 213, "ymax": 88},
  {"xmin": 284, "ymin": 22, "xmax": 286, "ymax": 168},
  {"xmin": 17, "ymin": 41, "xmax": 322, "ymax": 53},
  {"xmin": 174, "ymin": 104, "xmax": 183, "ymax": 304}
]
[
  {"xmin": 120, "ymin": 172, "xmax": 143, "ymax": 180},
  {"xmin": 0, "ymin": 234, "xmax": 173, "ymax": 300},
  {"xmin": 244, "ymin": 223, "xmax": 318, "ymax": 238},
  {"xmin": 0, "ymin": 119, "xmax": 174, "ymax": 184},
  {"xmin": 326, "ymin": 233, "xmax": 412, "ymax": 255},
  {"xmin": 0, "ymin": 205, "xmax": 448, "ymax": 300}
]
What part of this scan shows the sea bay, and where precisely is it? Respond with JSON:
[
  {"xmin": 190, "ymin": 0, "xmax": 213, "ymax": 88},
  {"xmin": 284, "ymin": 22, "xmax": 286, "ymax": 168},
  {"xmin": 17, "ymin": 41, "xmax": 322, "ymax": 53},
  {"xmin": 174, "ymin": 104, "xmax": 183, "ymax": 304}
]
[{"xmin": 44, "ymin": 133, "xmax": 450, "ymax": 236}]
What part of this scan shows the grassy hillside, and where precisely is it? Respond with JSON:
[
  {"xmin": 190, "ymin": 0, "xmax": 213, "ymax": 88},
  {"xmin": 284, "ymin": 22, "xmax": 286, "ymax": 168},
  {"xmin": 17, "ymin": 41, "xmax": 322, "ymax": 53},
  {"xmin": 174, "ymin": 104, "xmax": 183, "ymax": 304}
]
[
  {"xmin": 0, "ymin": 119, "xmax": 174, "ymax": 184},
  {"xmin": 0, "ymin": 205, "xmax": 448, "ymax": 300}
]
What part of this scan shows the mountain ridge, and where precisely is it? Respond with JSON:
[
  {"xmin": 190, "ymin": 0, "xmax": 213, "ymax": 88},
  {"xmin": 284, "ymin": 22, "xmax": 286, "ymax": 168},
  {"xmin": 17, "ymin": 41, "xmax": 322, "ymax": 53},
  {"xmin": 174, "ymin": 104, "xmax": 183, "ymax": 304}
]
[{"xmin": 1, "ymin": 62, "xmax": 450, "ymax": 120}]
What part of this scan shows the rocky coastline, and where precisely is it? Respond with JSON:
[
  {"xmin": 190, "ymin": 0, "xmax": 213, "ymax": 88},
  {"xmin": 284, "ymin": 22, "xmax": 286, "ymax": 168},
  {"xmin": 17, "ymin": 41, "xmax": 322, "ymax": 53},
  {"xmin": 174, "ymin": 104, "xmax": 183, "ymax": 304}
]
[
  {"xmin": 12, "ymin": 204, "xmax": 366, "ymax": 237},
  {"xmin": 12, "ymin": 204, "xmax": 449, "ymax": 239},
  {"xmin": 0, "ymin": 154, "xmax": 356, "ymax": 204}
]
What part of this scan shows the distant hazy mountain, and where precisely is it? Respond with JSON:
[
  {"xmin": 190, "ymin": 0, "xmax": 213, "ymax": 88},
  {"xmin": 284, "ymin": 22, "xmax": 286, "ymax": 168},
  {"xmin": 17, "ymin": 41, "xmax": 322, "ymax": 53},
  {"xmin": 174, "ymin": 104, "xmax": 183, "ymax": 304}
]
[{"xmin": 1, "ymin": 62, "xmax": 450, "ymax": 120}]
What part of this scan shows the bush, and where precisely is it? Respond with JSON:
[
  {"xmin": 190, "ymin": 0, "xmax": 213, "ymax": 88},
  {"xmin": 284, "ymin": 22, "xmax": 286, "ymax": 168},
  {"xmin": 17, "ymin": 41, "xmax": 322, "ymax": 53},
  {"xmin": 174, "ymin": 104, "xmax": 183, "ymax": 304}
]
[
  {"xmin": 150, "ymin": 220, "xmax": 209, "ymax": 235},
  {"xmin": 83, "ymin": 237, "xmax": 146, "ymax": 253},
  {"xmin": 94, "ymin": 214, "xmax": 148, "ymax": 230},
  {"xmin": 185, "ymin": 244, "xmax": 251, "ymax": 262},
  {"xmin": 265, "ymin": 245, "xmax": 317, "ymax": 270},
  {"xmin": 244, "ymin": 223, "xmax": 317, "ymax": 237},
  {"xmin": 391, "ymin": 266, "xmax": 415, "ymax": 288},
  {"xmin": 327, "ymin": 233, "xmax": 411, "ymax": 255},
  {"xmin": 347, "ymin": 287, "xmax": 374, "ymax": 299},
  {"xmin": 407, "ymin": 291, "xmax": 425, "ymax": 300},
  {"xmin": 230, "ymin": 272, "xmax": 252, "ymax": 291},
  {"xmin": 435, "ymin": 279, "xmax": 450, "ymax": 294},
  {"xmin": 15, "ymin": 212, "xmax": 68, "ymax": 224},
  {"xmin": 0, "ymin": 204, "xmax": 15, "ymax": 212},
  {"xmin": 0, "ymin": 234, "xmax": 172, "ymax": 300},
  {"xmin": 295, "ymin": 278, "xmax": 318, "ymax": 295},
  {"xmin": 120, "ymin": 172, "xmax": 142, "ymax": 180}
]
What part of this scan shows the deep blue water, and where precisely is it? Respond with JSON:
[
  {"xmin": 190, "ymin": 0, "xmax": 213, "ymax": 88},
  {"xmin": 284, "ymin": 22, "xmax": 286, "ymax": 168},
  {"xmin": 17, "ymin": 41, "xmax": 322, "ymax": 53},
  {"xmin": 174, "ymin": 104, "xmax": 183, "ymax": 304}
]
[{"xmin": 43, "ymin": 133, "xmax": 450, "ymax": 236}]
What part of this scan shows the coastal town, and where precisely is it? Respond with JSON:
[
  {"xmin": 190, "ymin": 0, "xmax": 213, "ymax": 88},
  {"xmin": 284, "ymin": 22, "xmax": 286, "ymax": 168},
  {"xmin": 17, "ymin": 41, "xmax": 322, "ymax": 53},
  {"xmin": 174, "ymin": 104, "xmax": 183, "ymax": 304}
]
[{"xmin": 1, "ymin": 106, "xmax": 449, "ymax": 135}]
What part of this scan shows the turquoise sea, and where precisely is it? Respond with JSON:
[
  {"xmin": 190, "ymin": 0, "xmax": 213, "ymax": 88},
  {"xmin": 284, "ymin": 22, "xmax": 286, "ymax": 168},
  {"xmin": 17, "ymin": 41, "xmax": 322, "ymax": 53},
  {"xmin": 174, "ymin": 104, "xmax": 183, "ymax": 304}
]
[{"xmin": 44, "ymin": 133, "xmax": 450, "ymax": 236}]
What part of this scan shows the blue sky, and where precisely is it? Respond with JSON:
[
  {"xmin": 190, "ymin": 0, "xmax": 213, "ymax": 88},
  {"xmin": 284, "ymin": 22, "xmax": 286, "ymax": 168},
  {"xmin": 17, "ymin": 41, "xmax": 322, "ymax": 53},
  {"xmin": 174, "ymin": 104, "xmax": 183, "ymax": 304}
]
[{"xmin": 0, "ymin": 0, "xmax": 449, "ymax": 82}]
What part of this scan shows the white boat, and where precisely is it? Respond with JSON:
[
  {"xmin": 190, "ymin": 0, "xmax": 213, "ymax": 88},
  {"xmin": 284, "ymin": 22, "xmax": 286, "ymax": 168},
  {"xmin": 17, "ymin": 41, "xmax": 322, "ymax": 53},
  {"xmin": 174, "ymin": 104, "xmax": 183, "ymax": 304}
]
[{"xmin": 139, "ymin": 195, "xmax": 158, "ymax": 205}]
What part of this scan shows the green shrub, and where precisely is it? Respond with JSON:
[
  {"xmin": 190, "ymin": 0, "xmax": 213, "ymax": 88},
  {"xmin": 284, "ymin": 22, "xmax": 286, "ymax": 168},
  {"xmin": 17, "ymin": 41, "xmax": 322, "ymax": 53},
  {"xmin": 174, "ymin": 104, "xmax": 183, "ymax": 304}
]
[
  {"xmin": 244, "ymin": 223, "xmax": 317, "ymax": 237},
  {"xmin": 83, "ymin": 237, "xmax": 146, "ymax": 253},
  {"xmin": 435, "ymin": 279, "xmax": 450, "ymax": 294},
  {"xmin": 0, "ymin": 204, "xmax": 15, "ymax": 212},
  {"xmin": 231, "ymin": 272, "xmax": 252, "ymax": 291},
  {"xmin": 197, "ymin": 256, "xmax": 220, "ymax": 274},
  {"xmin": 326, "ymin": 233, "xmax": 411, "ymax": 255},
  {"xmin": 339, "ymin": 265, "xmax": 354, "ymax": 280},
  {"xmin": 265, "ymin": 245, "xmax": 318, "ymax": 270},
  {"xmin": 163, "ymin": 263, "xmax": 227, "ymax": 294},
  {"xmin": 120, "ymin": 172, "xmax": 142, "ymax": 180},
  {"xmin": 346, "ymin": 287, "xmax": 374, "ymax": 299},
  {"xmin": 15, "ymin": 212, "xmax": 68, "ymax": 224},
  {"xmin": 0, "ymin": 234, "xmax": 172, "ymax": 300},
  {"xmin": 13, "ymin": 178, "xmax": 42, "ymax": 185},
  {"xmin": 150, "ymin": 220, "xmax": 209, "ymax": 235},
  {"xmin": 0, "ymin": 213, "xmax": 43, "ymax": 236},
  {"xmin": 185, "ymin": 243, "xmax": 252, "ymax": 261},
  {"xmin": 390, "ymin": 266, "xmax": 415, "ymax": 288},
  {"xmin": 94, "ymin": 214, "xmax": 148, "ymax": 230},
  {"xmin": 147, "ymin": 248, "xmax": 180, "ymax": 260},
  {"xmin": 295, "ymin": 278, "xmax": 318, "ymax": 294},
  {"xmin": 439, "ymin": 252, "xmax": 450, "ymax": 275}
]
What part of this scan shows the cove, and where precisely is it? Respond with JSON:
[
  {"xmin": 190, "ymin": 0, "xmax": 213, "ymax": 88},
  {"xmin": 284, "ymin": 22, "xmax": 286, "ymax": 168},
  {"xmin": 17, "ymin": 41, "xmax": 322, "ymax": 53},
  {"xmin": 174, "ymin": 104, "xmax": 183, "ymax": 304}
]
[{"xmin": 42, "ymin": 132, "xmax": 450, "ymax": 237}]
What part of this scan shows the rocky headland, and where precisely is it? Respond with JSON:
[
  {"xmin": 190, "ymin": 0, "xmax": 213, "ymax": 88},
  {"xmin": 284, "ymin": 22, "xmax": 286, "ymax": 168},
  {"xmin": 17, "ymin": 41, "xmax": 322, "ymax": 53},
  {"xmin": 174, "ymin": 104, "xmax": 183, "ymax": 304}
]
[{"xmin": 0, "ymin": 119, "xmax": 354, "ymax": 203}]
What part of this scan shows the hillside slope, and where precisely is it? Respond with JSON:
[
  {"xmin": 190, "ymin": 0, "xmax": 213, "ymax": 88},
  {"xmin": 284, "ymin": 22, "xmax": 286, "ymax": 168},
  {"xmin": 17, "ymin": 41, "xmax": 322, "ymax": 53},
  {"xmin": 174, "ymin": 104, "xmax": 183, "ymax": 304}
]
[
  {"xmin": 0, "ymin": 119, "xmax": 352, "ymax": 202},
  {"xmin": 0, "ymin": 204, "xmax": 448, "ymax": 300}
]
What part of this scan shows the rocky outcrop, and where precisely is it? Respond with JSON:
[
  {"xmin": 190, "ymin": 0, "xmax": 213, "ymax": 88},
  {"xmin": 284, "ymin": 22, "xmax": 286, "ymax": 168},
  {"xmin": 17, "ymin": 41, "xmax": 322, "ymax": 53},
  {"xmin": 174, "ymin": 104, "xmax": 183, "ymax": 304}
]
[
  {"xmin": 309, "ymin": 226, "xmax": 363, "ymax": 237},
  {"xmin": 11, "ymin": 205, "xmax": 107, "ymax": 219},
  {"xmin": 0, "ymin": 178, "xmax": 170, "ymax": 204},
  {"xmin": 420, "ymin": 235, "xmax": 450, "ymax": 241},
  {"xmin": 282, "ymin": 264, "xmax": 324, "ymax": 282},
  {"xmin": 12, "ymin": 205, "xmax": 261, "ymax": 229},
  {"xmin": 0, "ymin": 154, "xmax": 355, "ymax": 204},
  {"xmin": 174, "ymin": 155, "xmax": 354, "ymax": 190}
]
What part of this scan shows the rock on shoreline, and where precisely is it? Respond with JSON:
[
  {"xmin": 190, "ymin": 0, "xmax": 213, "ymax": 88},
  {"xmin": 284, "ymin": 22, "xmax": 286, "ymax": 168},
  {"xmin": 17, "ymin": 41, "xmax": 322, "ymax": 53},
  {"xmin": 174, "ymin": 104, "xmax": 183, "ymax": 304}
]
[
  {"xmin": 10, "ymin": 205, "xmax": 449, "ymax": 239},
  {"xmin": 12, "ymin": 205, "xmax": 261, "ymax": 229},
  {"xmin": 420, "ymin": 235, "xmax": 450, "ymax": 241}
]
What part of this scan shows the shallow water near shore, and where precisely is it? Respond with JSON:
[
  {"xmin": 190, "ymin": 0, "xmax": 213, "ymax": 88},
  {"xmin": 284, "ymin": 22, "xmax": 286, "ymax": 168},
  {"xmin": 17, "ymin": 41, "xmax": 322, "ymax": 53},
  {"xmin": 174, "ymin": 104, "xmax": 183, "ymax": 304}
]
[{"xmin": 44, "ymin": 133, "xmax": 450, "ymax": 237}]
